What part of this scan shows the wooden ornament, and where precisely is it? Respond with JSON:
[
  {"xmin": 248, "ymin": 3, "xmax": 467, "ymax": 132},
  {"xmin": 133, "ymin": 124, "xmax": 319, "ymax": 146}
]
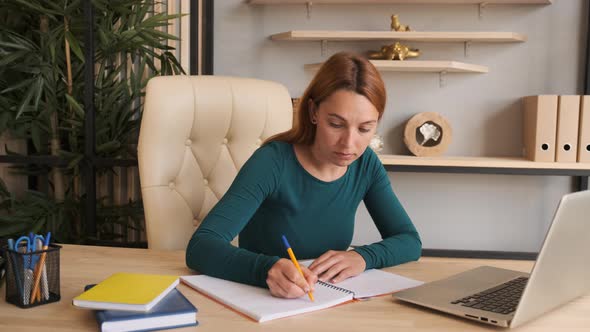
[{"xmin": 403, "ymin": 112, "xmax": 452, "ymax": 157}]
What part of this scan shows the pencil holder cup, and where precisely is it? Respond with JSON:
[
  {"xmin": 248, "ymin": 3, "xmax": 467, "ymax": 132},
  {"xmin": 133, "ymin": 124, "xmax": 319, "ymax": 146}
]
[{"xmin": 3, "ymin": 244, "xmax": 61, "ymax": 308}]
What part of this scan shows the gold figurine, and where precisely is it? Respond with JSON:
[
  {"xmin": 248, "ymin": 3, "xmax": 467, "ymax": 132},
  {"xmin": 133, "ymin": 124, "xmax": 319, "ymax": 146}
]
[
  {"xmin": 368, "ymin": 42, "xmax": 420, "ymax": 61},
  {"xmin": 391, "ymin": 14, "xmax": 411, "ymax": 32}
]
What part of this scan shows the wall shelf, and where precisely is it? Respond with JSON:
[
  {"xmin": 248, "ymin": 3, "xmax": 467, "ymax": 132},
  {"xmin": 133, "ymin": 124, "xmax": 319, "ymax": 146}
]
[
  {"xmin": 271, "ymin": 31, "xmax": 526, "ymax": 42},
  {"xmin": 378, "ymin": 155, "xmax": 590, "ymax": 176},
  {"xmin": 249, "ymin": 0, "xmax": 583, "ymax": 260},
  {"xmin": 249, "ymin": 0, "xmax": 551, "ymax": 5},
  {"xmin": 305, "ymin": 60, "xmax": 488, "ymax": 73}
]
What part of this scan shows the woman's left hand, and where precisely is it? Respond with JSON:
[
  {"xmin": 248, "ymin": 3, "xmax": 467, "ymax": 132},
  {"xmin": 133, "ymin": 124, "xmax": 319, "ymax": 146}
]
[{"xmin": 308, "ymin": 250, "xmax": 366, "ymax": 284}]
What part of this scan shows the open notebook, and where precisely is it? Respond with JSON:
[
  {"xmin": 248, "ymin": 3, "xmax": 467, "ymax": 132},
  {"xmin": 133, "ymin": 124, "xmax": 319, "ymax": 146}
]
[{"xmin": 181, "ymin": 263, "xmax": 422, "ymax": 322}]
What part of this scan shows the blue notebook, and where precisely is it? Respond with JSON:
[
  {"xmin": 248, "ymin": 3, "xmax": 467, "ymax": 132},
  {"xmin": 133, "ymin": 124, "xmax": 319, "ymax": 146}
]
[{"xmin": 85, "ymin": 285, "xmax": 198, "ymax": 332}]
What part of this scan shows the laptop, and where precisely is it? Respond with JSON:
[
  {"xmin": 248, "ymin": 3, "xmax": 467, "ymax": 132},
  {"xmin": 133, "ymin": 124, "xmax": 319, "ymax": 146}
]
[{"xmin": 393, "ymin": 190, "xmax": 590, "ymax": 328}]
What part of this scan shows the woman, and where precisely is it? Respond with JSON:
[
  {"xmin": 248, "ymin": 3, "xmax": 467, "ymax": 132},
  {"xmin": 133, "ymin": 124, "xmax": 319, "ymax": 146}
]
[{"xmin": 186, "ymin": 52, "xmax": 421, "ymax": 299}]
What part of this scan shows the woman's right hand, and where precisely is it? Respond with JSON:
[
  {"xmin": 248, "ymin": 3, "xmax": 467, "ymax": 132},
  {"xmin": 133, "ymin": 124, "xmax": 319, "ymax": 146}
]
[{"xmin": 266, "ymin": 258, "xmax": 318, "ymax": 298}]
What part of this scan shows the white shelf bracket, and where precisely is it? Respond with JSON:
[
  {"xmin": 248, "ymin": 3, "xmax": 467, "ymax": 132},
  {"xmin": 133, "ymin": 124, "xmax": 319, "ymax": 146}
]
[
  {"xmin": 464, "ymin": 41, "xmax": 471, "ymax": 57},
  {"xmin": 478, "ymin": 2, "xmax": 488, "ymax": 20},
  {"xmin": 321, "ymin": 39, "xmax": 328, "ymax": 57},
  {"xmin": 306, "ymin": 2, "xmax": 313, "ymax": 19},
  {"xmin": 439, "ymin": 70, "xmax": 448, "ymax": 88}
]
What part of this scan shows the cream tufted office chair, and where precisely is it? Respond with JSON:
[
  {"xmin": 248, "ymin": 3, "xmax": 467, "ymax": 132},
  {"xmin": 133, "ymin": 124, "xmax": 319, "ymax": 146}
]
[{"xmin": 138, "ymin": 76, "xmax": 293, "ymax": 250}]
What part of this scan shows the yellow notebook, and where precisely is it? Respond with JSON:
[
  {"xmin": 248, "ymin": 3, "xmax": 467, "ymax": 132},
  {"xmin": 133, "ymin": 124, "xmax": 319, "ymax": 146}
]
[{"xmin": 73, "ymin": 273, "xmax": 179, "ymax": 312}]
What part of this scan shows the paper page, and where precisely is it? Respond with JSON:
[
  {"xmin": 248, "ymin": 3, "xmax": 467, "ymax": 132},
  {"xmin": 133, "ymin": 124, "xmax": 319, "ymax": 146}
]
[
  {"xmin": 300, "ymin": 260, "xmax": 424, "ymax": 299},
  {"xmin": 181, "ymin": 275, "xmax": 353, "ymax": 322},
  {"xmin": 323, "ymin": 269, "xmax": 423, "ymax": 298}
]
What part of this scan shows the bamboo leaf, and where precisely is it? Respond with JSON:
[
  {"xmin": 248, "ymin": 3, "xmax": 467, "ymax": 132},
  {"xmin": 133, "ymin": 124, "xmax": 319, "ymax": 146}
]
[
  {"xmin": 0, "ymin": 50, "xmax": 30, "ymax": 66},
  {"xmin": 120, "ymin": 29, "xmax": 140, "ymax": 41},
  {"xmin": 63, "ymin": 0, "xmax": 82, "ymax": 15},
  {"xmin": 44, "ymin": 1, "xmax": 65, "ymax": 12},
  {"xmin": 92, "ymin": 0, "xmax": 108, "ymax": 12},
  {"xmin": 142, "ymin": 13, "xmax": 185, "ymax": 26},
  {"xmin": 58, "ymin": 149, "xmax": 78, "ymax": 158},
  {"xmin": 12, "ymin": 0, "xmax": 61, "ymax": 17},
  {"xmin": 49, "ymin": 41, "xmax": 56, "ymax": 63},
  {"xmin": 144, "ymin": 56, "xmax": 158, "ymax": 73},
  {"xmin": 15, "ymin": 85, "xmax": 36, "ymax": 119},
  {"xmin": 65, "ymin": 94, "xmax": 85, "ymax": 118},
  {"xmin": 10, "ymin": 65, "xmax": 42, "ymax": 75},
  {"xmin": 142, "ymin": 28, "xmax": 179, "ymax": 42},
  {"xmin": 36, "ymin": 120, "xmax": 50, "ymax": 133},
  {"xmin": 26, "ymin": 191, "xmax": 51, "ymax": 207},
  {"xmin": 2, "ymin": 30, "xmax": 37, "ymax": 51},
  {"xmin": 97, "ymin": 28, "xmax": 110, "ymax": 46},
  {"xmin": 31, "ymin": 216, "xmax": 47, "ymax": 234},
  {"xmin": 164, "ymin": 51, "xmax": 186, "ymax": 75},
  {"xmin": 0, "ymin": 40, "xmax": 29, "ymax": 51},
  {"xmin": 135, "ymin": 30, "xmax": 162, "ymax": 48},
  {"xmin": 135, "ymin": 4, "xmax": 151, "ymax": 27},
  {"xmin": 137, "ymin": 45, "xmax": 159, "ymax": 58},
  {"xmin": 97, "ymin": 140, "xmax": 121, "ymax": 153},
  {"xmin": 96, "ymin": 127, "xmax": 109, "ymax": 137},
  {"xmin": 7, "ymin": 29, "xmax": 39, "ymax": 50},
  {"xmin": 0, "ymin": 77, "xmax": 36, "ymax": 94},
  {"xmin": 62, "ymin": 119, "xmax": 83, "ymax": 127},
  {"xmin": 66, "ymin": 154, "xmax": 84, "ymax": 169},
  {"xmin": 65, "ymin": 31, "xmax": 85, "ymax": 63},
  {"xmin": 31, "ymin": 121, "xmax": 41, "ymax": 152},
  {"xmin": 32, "ymin": 76, "xmax": 44, "ymax": 110},
  {"xmin": 0, "ymin": 221, "xmax": 30, "ymax": 237}
]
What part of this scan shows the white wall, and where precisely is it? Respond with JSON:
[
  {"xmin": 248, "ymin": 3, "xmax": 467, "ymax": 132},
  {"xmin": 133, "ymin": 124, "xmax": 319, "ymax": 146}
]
[{"xmin": 213, "ymin": 0, "xmax": 586, "ymax": 252}]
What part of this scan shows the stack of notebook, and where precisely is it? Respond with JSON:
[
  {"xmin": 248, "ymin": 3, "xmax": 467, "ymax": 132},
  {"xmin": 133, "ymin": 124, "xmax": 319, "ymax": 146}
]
[{"xmin": 73, "ymin": 272, "xmax": 198, "ymax": 332}]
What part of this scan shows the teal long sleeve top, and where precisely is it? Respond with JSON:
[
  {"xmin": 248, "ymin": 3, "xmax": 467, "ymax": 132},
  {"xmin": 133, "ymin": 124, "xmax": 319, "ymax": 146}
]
[{"xmin": 185, "ymin": 141, "xmax": 421, "ymax": 288}]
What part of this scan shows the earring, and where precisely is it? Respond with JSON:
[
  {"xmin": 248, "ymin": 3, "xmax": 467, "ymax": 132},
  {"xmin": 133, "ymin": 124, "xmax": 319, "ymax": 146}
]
[{"xmin": 311, "ymin": 118, "xmax": 317, "ymax": 124}]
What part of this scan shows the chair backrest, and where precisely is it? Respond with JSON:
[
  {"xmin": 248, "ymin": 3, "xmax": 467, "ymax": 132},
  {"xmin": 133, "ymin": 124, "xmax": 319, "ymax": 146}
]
[{"xmin": 138, "ymin": 76, "xmax": 293, "ymax": 250}]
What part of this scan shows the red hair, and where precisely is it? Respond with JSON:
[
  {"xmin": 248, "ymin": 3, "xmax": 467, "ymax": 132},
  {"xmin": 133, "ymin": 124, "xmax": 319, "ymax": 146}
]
[{"xmin": 266, "ymin": 52, "xmax": 386, "ymax": 145}]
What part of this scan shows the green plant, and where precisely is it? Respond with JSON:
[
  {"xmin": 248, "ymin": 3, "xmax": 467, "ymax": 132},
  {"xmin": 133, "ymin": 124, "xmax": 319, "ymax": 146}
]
[{"xmin": 0, "ymin": 0, "xmax": 184, "ymax": 243}]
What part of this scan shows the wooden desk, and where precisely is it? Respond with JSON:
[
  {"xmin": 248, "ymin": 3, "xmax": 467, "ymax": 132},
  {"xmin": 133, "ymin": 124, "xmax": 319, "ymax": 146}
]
[{"xmin": 1, "ymin": 245, "xmax": 588, "ymax": 331}]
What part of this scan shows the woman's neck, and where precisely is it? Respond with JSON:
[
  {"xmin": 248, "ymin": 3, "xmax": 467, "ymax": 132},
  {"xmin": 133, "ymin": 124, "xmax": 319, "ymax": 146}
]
[{"xmin": 294, "ymin": 144, "xmax": 347, "ymax": 182}]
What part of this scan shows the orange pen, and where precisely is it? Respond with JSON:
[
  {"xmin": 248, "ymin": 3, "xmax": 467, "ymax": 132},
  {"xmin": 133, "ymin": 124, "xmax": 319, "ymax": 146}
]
[{"xmin": 281, "ymin": 235, "xmax": 314, "ymax": 302}]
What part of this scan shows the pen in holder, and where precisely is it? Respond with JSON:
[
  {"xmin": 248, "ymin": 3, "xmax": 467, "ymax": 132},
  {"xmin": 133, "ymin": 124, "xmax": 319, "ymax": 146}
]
[{"xmin": 3, "ymin": 244, "xmax": 61, "ymax": 308}]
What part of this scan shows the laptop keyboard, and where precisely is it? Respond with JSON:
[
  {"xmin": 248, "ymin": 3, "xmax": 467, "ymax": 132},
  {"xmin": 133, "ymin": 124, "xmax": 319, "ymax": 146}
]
[{"xmin": 451, "ymin": 276, "xmax": 529, "ymax": 315}]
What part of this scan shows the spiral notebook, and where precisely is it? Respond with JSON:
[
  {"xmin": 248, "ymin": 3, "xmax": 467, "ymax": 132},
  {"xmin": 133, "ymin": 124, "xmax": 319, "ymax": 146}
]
[{"xmin": 180, "ymin": 266, "xmax": 422, "ymax": 322}]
